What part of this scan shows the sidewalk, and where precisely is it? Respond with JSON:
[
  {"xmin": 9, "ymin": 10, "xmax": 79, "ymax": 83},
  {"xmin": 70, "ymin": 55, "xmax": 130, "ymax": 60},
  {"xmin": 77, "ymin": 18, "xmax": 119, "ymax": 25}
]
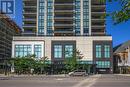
[
  {"xmin": 0, "ymin": 74, "xmax": 69, "ymax": 78},
  {"xmin": 116, "ymin": 74, "xmax": 130, "ymax": 76},
  {"xmin": 0, "ymin": 74, "xmax": 98, "ymax": 80}
]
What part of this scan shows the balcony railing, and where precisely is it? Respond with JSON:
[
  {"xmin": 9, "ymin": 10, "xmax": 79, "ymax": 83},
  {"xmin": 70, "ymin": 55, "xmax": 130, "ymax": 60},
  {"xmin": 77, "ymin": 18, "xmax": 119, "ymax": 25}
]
[
  {"xmin": 54, "ymin": 24, "xmax": 74, "ymax": 27},
  {"xmin": 54, "ymin": 10, "xmax": 74, "ymax": 12},
  {"xmin": 54, "ymin": 3, "xmax": 74, "ymax": 5},
  {"xmin": 54, "ymin": 17, "xmax": 73, "ymax": 20}
]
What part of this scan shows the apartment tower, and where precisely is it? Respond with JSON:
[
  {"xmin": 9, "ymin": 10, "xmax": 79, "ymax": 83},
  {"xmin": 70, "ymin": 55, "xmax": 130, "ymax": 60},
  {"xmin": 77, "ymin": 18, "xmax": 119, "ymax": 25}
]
[{"xmin": 12, "ymin": 0, "xmax": 113, "ymax": 74}]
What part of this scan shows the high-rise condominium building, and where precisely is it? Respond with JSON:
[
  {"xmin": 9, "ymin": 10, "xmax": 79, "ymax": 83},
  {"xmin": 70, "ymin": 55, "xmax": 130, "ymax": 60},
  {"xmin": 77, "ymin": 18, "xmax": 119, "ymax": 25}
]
[
  {"xmin": 0, "ymin": 13, "xmax": 21, "ymax": 71},
  {"xmin": 12, "ymin": 0, "xmax": 113, "ymax": 74},
  {"xmin": 23, "ymin": 0, "xmax": 105, "ymax": 36}
]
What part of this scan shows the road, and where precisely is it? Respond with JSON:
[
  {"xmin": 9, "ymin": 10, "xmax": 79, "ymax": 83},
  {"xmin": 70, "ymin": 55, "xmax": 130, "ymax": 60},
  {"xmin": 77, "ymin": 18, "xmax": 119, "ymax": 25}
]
[
  {"xmin": 92, "ymin": 74, "xmax": 130, "ymax": 87},
  {"xmin": 0, "ymin": 74, "xmax": 130, "ymax": 87}
]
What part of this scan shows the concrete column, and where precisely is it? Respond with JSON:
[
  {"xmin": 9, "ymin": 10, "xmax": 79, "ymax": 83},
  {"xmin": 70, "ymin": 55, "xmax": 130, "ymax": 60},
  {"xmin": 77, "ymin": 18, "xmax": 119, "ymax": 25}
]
[
  {"xmin": 52, "ymin": 0, "xmax": 55, "ymax": 36},
  {"xmin": 36, "ymin": 0, "xmax": 39, "ymax": 35},
  {"xmin": 32, "ymin": 44, "xmax": 34, "ymax": 55},
  {"xmin": 44, "ymin": 0, "xmax": 47, "ymax": 35},
  {"xmin": 80, "ymin": 0, "xmax": 83, "ymax": 35},
  {"xmin": 41, "ymin": 43, "xmax": 45, "ymax": 58},
  {"xmin": 89, "ymin": 0, "xmax": 91, "ymax": 35},
  {"xmin": 12, "ymin": 41, "xmax": 15, "ymax": 57}
]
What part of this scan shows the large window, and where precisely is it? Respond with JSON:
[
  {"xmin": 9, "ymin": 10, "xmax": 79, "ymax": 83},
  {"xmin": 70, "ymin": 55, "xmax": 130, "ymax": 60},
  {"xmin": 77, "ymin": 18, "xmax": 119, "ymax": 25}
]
[
  {"xmin": 83, "ymin": 0, "xmax": 89, "ymax": 35},
  {"xmin": 104, "ymin": 45, "xmax": 110, "ymax": 58},
  {"xmin": 65, "ymin": 45, "xmax": 73, "ymax": 58},
  {"xmin": 54, "ymin": 45, "xmax": 62, "ymax": 58},
  {"xmin": 38, "ymin": 0, "xmax": 45, "ymax": 35},
  {"xmin": 96, "ymin": 61, "xmax": 110, "ymax": 68},
  {"xmin": 15, "ymin": 45, "xmax": 32, "ymax": 57},
  {"xmin": 34, "ymin": 45, "xmax": 42, "ymax": 58},
  {"xmin": 75, "ymin": 0, "xmax": 81, "ymax": 35},
  {"xmin": 96, "ymin": 45, "xmax": 102, "ymax": 58},
  {"xmin": 47, "ymin": 0, "xmax": 53, "ymax": 35}
]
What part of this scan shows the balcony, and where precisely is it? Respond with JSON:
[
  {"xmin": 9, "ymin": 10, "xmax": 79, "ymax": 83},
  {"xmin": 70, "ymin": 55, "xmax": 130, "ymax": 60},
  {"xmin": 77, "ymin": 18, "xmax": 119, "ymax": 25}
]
[
  {"xmin": 55, "ymin": 7, "xmax": 73, "ymax": 10},
  {"xmin": 54, "ymin": 10, "xmax": 74, "ymax": 13},
  {"xmin": 91, "ymin": 0, "xmax": 106, "ymax": 5},
  {"xmin": 23, "ymin": 12, "xmax": 36, "ymax": 15},
  {"xmin": 91, "ymin": 9, "xmax": 106, "ymax": 13},
  {"xmin": 92, "ymin": 14, "xmax": 105, "ymax": 19},
  {"xmin": 54, "ymin": 3, "xmax": 74, "ymax": 6},
  {"xmin": 54, "ymin": 17, "xmax": 73, "ymax": 20},
  {"xmin": 54, "ymin": 30, "xmax": 74, "ymax": 34},
  {"xmin": 55, "ymin": 0, "xmax": 73, "ymax": 3},
  {"xmin": 92, "ymin": 19, "xmax": 105, "ymax": 22},
  {"xmin": 91, "ymin": 5, "xmax": 105, "ymax": 8},
  {"xmin": 54, "ymin": 24, "xmax": 74, "ymax": 27},
  {"xmin": 23, "ymin": 0, "xmax": 37, "ymax": 7},
  {"xmin": 91, "ymin": 12, "xmax": 106, "ymax": 15},
  {"xmin": 23, "ymin": 19, "xmax": 36, "ymax": 22},
  {"xmin": 23, "ymin": 25, "xmax": 36, "ymax": 28},
  {"xmin": 92, "ymin": 22, "xmax": 105, "ymax": 25},
  {"xmin": 91, "ymin": 32, "xmax": 106, "ymax": 36},
  {"xmin": 23, "ymin": 6, "xmax": 36, "ymax": 8},
  {"xmin": 23, "ymin": 15, "xmax": 36, "ymax": 19},
  {"xmin": 92, "ymin": 25, "xmax": 105, "ymax": 28}
]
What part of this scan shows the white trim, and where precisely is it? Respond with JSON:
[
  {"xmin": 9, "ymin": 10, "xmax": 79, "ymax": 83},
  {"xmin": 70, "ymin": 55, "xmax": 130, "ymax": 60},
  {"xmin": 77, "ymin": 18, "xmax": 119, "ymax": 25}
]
[{"xmin": 12, "ymin": 41, "xmax": 45, "ymax": 59}]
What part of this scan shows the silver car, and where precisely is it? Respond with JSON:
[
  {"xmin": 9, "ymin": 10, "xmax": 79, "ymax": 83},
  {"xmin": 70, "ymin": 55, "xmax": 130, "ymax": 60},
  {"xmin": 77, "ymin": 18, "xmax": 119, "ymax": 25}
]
[{"xmin": 68, "ymin": 70, "xmax": 87, "ymax": 76}]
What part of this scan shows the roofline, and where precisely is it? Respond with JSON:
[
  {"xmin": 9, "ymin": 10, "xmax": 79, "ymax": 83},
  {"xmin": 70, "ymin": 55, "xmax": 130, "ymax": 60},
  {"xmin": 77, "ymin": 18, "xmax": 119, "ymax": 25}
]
[{"xmin": 0, "ymin": 12, "xmax": 22, "ymax": 33}]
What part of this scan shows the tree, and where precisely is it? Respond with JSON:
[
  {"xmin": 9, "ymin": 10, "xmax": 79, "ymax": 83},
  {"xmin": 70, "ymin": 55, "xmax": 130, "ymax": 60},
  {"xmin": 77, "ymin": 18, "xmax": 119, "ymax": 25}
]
[
  {"xmin": 12, "ymin": 55, "xmax": 50, "ymax": 75},
  {"xmin": 100, "ymin": 0, "xmax": 130, "ymax": 24},
  {"xmin": 38, "ymin": 56, "xmax": 49, "ymax": 74},
  {"xmin": 12, "ymin": 55, "xmax": 36, "ymax": 74},
  {"xmin": 64, "ymin": 50, "xmax": 84, "ymax": 73}
]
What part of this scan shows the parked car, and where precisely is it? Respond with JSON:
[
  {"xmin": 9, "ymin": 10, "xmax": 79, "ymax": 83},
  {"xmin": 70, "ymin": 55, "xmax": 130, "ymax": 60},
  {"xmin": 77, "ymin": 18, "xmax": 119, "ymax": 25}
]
[{"xmin": 68, "ymin": 70, "xmax": 88, "ymax": 76}]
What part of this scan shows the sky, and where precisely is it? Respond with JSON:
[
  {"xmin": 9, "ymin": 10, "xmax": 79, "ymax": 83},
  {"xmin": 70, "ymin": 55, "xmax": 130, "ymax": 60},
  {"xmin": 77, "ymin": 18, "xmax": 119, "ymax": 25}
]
[{"xmin": 4, "ymin": 0, "xmax": 130, "ymax": 47}]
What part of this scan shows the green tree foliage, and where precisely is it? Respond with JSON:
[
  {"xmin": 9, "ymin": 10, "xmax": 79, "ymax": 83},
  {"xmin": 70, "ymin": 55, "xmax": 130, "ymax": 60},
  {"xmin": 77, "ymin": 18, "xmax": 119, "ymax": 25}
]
[
  {"xmin": 64, "ymin": 50, "xmax": 89, "ymax": 73},
  {"xmin": 100, "ymin": 0, "xmax": 130, "ymax": 24},
  {"xmin": 12, "ymin": 55, "xmax": 49, "ymax": 74}
]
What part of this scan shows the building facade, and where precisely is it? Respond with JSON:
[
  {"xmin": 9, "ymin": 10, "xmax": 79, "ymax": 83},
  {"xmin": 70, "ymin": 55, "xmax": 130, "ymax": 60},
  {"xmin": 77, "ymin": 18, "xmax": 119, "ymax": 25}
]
[
  {"xmin": 114, "ymin": 41, "xmax": 130, "ymax": 74},
  {"xmin": 12, "ymin": 0, "xmax": 113, "ymax": 73},
  {"xmin": 23, "ymin": 0, "xmax": 106, "ymax": 36},
  {"xmin": 0, "ymin": 13, "xmax": 21, "ymax": 72}
]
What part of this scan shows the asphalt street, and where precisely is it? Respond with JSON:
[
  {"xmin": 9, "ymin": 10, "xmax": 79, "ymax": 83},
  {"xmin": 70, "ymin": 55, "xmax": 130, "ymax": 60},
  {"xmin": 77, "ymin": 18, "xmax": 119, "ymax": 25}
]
[{"xmin": 0, "ymin": 74, "xmax": 130, "ymax": 87}]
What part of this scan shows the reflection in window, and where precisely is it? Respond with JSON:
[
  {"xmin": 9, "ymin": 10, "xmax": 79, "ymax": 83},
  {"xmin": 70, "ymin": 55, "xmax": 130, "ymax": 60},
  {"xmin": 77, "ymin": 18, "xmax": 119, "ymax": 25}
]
[
  {"xmin": 38, "ymin": 0, "xmax": 45, "ymax": 35},
  {"xmin": 96, "ymin": 61, "xmax": 110, "ymax": 68},
  {"xmin": 75, "ymin": 0, "xmax": 81, "ymax": 35},
  {"xmin": 96, "ymin": 45, "xmax": 102, "ymax": 58},
  {"xmin": 54, "ymin": 45, "xmax": 62, "ymax": 58},
  {"xmin": 104, "ymin": 45, "xmax": 110, "ymax": 58},
  {"xmin": 15, "ymin": 45, "xmax": 32, "ymax": 57},
  {"xmin": 34, "ymin": 45, "xmax": 42, "ymax": 58},
  {"xmin": 65, "ymin": 45, "xmax": 73, "ymax": 58},
  {"xmin": 83, "ymin": 0, "xmax": 89, "ymax": 34}
]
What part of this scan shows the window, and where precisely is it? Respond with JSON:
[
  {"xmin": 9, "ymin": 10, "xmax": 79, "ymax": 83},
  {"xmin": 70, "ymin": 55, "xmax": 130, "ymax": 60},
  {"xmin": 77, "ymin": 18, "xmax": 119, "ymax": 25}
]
[
  {"xmin": 104, "ymin": 45, "xmax": 110, "ymax": 58},
  {"xmin": 54, "ymin": 45, "xmax": 62, "ymax": 58},
  {"xmin": 65, "ymin": 45, "xmax": 73, "ymax": 58},
  {"xmin": 34, "ymin": 45, "xmax": 42, "ymax": 58},
  {"xmin": 96, "ymin": 45, "xmax": 102, "ymax": 58},
  {"xmin": 15, "ymin": 45, "xmax": 32, "ymax": 57},
  {"xmin": 38, "ymin": 0, "xmax": 45, "ymax": 35},
  {"xmin": 96, "ymin": 61, "xmax": 110, "ymax": 68}
]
